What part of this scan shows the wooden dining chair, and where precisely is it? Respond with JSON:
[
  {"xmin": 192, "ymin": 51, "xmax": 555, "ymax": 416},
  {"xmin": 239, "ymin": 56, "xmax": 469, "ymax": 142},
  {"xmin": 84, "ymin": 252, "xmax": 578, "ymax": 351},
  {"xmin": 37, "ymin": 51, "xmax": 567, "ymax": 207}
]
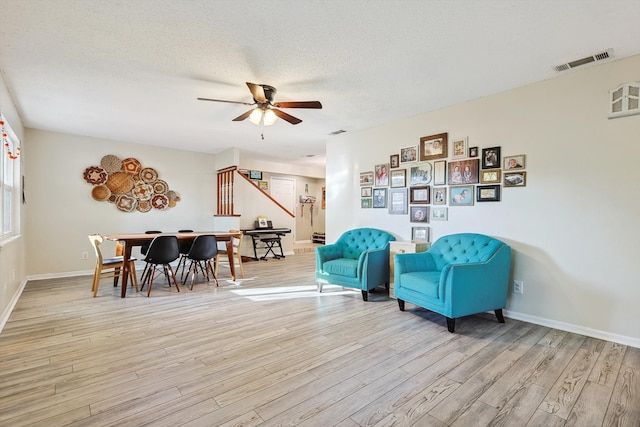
[
  {"xmin": 214, "ymin": 230, "xmax": 244, "ymax": 279},
  {"xmin": 88, "ymin": 234, "xmax": 138, "ymax": 297}
]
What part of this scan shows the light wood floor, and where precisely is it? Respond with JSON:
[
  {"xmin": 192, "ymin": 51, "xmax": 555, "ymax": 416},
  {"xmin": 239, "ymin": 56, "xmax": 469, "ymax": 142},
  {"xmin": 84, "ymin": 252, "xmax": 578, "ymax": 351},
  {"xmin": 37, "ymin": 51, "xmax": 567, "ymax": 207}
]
[{"xmin": 1, "ymin": 252, "xmax": 639, "ymax": 426}]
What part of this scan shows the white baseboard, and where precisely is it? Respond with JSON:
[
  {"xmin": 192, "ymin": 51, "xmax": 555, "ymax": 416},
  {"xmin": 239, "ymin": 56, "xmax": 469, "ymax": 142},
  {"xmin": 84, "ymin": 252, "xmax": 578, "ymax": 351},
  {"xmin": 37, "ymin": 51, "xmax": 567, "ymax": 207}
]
[
  {"xmin": 0, "ymin": 277, "xmax": 28, "ymax": 333},
  {"xmin": 504, "ymin": 309, "xmax": 640, "ymax": 349}
]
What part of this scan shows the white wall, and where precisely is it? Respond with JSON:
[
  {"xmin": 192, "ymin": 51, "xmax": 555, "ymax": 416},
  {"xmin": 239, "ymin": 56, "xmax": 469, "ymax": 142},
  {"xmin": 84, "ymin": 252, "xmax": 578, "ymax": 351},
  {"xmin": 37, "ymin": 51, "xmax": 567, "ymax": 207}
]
[
  {"xmin": 24, "ymin": 129, "xmax": 219, "ymax": 276},
  {"xmin": 326, "ymin": 55, "xmax": 640, "ymax": 346},
  {"xmin": 20, "ymin": 133, "xmax": 325, "ymax": 279}
]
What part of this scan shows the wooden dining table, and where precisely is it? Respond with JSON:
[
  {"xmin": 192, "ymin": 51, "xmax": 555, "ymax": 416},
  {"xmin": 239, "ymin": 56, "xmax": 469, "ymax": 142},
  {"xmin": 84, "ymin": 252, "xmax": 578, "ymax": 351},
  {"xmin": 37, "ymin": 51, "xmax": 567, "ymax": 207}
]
[{"xmin": 105, "ymin": 231, "xmax": 241, "ymax": 298}]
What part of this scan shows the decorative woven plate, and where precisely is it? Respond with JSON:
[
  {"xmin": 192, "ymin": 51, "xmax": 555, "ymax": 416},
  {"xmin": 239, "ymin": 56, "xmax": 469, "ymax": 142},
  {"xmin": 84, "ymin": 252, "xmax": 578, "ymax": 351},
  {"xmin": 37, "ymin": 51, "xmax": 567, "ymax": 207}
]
[
  {"xmin": 140, "ymin": 167, "xmax": 158, "ymax": 183},
  {"xmin": 108, "ymin": 194, "xmax": 117, "ymax": 203},
  {"xmin": 115, "ymin": 194, "xmax": 137, "ymax": 212},
  {"xmin": 168, "ymin": 200, "xmax": 177, "ymax": 208},
  {"xmin": 83, "ymin": 166, "xmax": 108, "ymax": 185},
  {"xmin": 166, "ymin": 190, "xmax": 178, "ymax": 201},
  {"xmin": 106, "ymin": 172, "xmax": 134, "ymax": 194},
  {"xmin": 151, "ymin": 194, "xmax": 169, "ymax": 210},
  {"xmin": 152, "ymin": 179, "xmax": 168, "ymax": 195},
  {"xmin": 122, "ymin": 158, "xmax": 142, "ymax": 175},
  {"xmin": 91, "ymin": 184, "xmax": 111, "ymax": 201},
  {"xmin": 132, "ymin": 181, "xmax": 154, "ymax": 201},
  {"xmin": 100, "ymin": 155, "xmax": 122, "ymax": 173},
  {"xmin": 136, "ymin": 200, "xmax": 152, "ymax": 213}
]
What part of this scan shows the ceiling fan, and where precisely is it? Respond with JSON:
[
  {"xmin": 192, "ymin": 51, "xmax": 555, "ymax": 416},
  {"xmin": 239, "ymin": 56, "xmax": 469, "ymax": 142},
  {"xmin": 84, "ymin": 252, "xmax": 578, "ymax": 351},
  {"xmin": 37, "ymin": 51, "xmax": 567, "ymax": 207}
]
[{"xmin": 198, "ymin": 82, "xmax": 322, "ymax": 126}]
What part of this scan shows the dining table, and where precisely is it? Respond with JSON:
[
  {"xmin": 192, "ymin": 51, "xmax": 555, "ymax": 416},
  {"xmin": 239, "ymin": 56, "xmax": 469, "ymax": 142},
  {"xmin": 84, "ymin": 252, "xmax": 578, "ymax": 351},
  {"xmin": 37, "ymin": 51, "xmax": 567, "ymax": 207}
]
[{"xmin": 105, "ymin": 231, "xmax": 241, "ymax": 298}]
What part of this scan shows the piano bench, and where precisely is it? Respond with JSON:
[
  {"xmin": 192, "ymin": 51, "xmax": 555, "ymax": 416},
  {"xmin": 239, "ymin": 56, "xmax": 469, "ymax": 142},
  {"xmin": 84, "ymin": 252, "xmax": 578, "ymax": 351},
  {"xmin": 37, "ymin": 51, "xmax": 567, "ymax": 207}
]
[{"xmin": 259, "ymin": 236, "xmax": 285, "ymax": 260}]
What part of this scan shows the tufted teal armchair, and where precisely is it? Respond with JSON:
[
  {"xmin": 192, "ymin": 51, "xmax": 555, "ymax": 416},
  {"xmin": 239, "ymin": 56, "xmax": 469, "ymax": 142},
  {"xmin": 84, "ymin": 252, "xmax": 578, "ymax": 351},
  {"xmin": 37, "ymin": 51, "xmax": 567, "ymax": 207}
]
[
  {"xmin": 316, "ymin": 228, "xmax": 396, "ymax": 301},
  {"xmin": 394, "ymin": 233, "xmax": 511, "ymax": 332}
]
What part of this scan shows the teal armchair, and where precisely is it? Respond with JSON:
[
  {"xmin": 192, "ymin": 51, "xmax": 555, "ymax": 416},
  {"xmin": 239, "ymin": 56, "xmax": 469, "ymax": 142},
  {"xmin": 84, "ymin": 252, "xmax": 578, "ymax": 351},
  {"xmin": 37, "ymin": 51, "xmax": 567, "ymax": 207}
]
[
  {"xmin": 394, "ymin": 233, "xmax": 511, "ymax": 332},
  {"xmin": 316, "ymin": 228, "xmax": 396, "ymax": 301}
]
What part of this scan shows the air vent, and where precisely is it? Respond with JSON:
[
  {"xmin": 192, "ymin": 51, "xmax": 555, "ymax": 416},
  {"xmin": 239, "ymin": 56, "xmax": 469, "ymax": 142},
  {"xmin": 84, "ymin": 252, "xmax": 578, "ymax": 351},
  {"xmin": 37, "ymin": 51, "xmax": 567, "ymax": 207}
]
[
  {"xmin": 554, "ymin": 49, "xmax": 613, "ymax": 72},
  {"xmin": 329, "ymin": 130, "xmax": 346, "ymax": 135}
]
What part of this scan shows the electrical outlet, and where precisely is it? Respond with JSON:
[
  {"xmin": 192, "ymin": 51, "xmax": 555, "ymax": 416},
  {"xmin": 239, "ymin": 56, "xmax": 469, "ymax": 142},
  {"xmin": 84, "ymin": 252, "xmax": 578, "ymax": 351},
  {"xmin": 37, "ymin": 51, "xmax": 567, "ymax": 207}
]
[
  {"xmin": 513, "ymin": 280, "xmax": 523, "ymax": 294},
  {"xmin": 82, "ymin": 251, "xmax": 89, "ymax": 260}
]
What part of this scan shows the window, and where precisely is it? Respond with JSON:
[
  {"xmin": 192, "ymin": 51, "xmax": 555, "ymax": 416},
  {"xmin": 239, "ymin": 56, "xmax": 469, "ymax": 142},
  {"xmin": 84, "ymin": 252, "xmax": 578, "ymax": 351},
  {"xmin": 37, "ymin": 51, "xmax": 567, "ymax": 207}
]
[
  {"xmin": 1, "ymin": 114, "xmax": 21, "ymax": 239},
  {"xmin": 609, "ymin": 82, "xmax": 640, "ymax": 119}
]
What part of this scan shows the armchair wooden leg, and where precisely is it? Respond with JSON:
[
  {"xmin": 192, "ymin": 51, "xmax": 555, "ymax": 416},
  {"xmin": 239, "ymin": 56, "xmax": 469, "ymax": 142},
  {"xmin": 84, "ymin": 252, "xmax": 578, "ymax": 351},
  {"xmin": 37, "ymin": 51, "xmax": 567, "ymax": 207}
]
[
  {"xmin": 361, "ymin": 290, "xmax": 368, "ymax": 301},
  {"xmin": 385, "ymin": 282, "xmax": 389, "ymax": 293},
  {"xmin": 397, "ymin": 299, "xmax": 405, "ymax": 311},
  {"xmin": 446, "ymin": 317, "xmax": 455, "ymax": 333},
  {"xmin": 495, "ymin": 309, "xmax": 505, "ymax": 323}
]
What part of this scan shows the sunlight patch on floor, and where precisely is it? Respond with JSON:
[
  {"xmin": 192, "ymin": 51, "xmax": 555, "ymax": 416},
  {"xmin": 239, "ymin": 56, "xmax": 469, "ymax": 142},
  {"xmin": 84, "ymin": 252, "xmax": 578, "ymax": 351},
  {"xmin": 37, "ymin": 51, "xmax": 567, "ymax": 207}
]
[{"xmin": 231, "ymin": 284, "xmax": 355, "ymax": 301}]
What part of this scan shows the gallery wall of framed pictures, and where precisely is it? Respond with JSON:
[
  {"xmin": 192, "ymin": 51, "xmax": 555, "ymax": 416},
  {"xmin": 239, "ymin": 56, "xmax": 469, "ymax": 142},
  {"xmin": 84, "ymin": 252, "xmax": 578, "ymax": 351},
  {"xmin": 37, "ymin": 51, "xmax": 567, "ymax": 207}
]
[{"xmin": 359, "ymin": 131, "xmax": 528, "ymax": 241}]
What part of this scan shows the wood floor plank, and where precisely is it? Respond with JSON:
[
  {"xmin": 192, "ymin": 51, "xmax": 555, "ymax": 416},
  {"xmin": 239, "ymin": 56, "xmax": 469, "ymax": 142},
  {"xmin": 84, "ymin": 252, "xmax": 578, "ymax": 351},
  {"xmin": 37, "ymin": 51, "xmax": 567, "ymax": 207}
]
[{"xmin": 0, "ymin": 250, "xmax": 637, "ymax": 426}]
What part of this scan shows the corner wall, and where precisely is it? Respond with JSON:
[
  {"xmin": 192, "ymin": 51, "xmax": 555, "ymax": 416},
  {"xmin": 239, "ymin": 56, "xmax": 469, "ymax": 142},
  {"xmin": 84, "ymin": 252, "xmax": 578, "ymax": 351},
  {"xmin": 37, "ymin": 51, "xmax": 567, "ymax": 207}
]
[
  {"xmin": 0, "ymin": 72, "xmax": 26, "ymax": 330},
  {"xmin": 326, "ymin": 55, "xmax": 640, "ymax": 345}
]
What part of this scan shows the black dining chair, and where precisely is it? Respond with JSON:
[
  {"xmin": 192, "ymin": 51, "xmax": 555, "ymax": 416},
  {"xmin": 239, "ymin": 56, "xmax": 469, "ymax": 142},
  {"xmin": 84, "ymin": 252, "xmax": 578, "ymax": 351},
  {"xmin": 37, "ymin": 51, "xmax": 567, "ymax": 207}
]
[
  {"xmin": 176, "ymin": 229, "xmax": 194, "ymax": 278},
  {"xmin": 182, "ymin": 234, "xmax": 218, "ymax": 290},
  {"xmin": 140, "ymin": 235, "xmax": 180, "ymax": 297},
  {"xmin": 140, "ymin": 230, "xmax": 162, "ymax": 280}
]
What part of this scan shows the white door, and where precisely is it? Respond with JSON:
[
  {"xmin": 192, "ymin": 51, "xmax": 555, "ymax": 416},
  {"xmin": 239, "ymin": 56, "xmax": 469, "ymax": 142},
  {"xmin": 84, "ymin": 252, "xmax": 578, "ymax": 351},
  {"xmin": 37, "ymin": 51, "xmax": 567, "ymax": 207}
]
[{"xmin": 270, "ymin": 176, "xmax": 296, "ymax": 238}]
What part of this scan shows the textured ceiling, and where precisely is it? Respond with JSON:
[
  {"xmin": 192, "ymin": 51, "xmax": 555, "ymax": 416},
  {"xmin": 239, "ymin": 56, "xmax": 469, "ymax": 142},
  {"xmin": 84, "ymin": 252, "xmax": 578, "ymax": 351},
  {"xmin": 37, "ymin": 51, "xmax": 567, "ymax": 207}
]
[{"xmin": 1, "ymin": 0, "xmax": 640, "ymax": 168}]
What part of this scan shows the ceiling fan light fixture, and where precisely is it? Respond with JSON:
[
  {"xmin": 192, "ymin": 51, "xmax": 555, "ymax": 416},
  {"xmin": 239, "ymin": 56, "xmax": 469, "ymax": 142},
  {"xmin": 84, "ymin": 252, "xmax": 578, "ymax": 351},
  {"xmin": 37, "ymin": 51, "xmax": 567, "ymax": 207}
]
[
  {"xmin": 263, "ymin": 108, "xmax": 277, "ymax": 126},
  {"xmin": 248, "ymin": 107, "xmax": 278, "ymax": 126},
  {"xmin": 248, "ymin": 108, "xmax": 264, "ymax": 125}
]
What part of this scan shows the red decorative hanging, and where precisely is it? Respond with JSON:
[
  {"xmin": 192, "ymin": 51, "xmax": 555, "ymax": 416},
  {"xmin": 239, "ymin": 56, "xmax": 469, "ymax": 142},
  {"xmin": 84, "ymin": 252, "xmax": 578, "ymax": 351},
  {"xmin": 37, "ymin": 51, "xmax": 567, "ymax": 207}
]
[{"xmin": 1, "ymin": 119, "xmax": 20, "ymax": 160}]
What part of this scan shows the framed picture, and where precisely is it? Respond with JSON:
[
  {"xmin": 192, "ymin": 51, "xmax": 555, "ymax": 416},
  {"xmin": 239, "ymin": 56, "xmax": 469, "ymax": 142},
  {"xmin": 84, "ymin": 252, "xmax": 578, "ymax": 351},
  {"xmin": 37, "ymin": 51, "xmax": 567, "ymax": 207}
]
[
  {"xmin": 250, "ymin": 170, "xmax": 262, "ymax": 180},
  {"xmin": 390, "ymin": 169, "xmax": 406, "ymax": 188},
  {"xmin": 374, "ymin": 163, "xmax": 389, "ymax": 186},
  {"xmin": 409, "ymin": 186, "xmax": 430, "ymax": 204},
  {"xmin": 448, "ymin": 159, "xmax": 479, "ymax": 185},
  {"xmin": 477, "ymin": 185, "xmax": 501, "ymax": 202},
  {"xmin": 431, "ymin": 207, "xmax": 448, "ymax": 221},
  {"xmin": 390, "ymin": 154, "xmax": 400, "ymax": 169},
  {"xmin": 410, "ymin": 206, "xmax": 429, "ymax": 223},
  {"xmin": 372, "ymin": 188, "xmax": 387, "ymax": 208},
  {"xmin": 450, "ymin": 185, "xmax": 474, "ymax": 206},
  {"xmin": 258, "ymin": 180, "xmax": 269, "ymax": 190},
  {"xmin": 469, "ymin": 146, "xmax": 478, "ymax": 157},
  {"xmin": 400, "ymin": 145, "xmax": 418, "ymax": 164},
  {"xmin": 388, "ymin": 188, "xmax": 408, "ymax": 214},
  {"xmin": 411, "ymin": 226, "xmax": 430, "ymax": 242},
  {"xmin": 504, "ymin": 171, "xmax": 527, "ymax": 187},
  {"xmin": 433, "ymin": 160, "xmax": 447, "ymax": 185},
  {"xmin": 409, "ymin": 162, "xmax": 432, "ymax": 185},
  {"xmin": 481, "ymin": 147, "xmax": 501, "ymax": 169},
  {"xmin": 504, "ymin": 154, "xmax": 526, "ymax": 170},
  {"xmin": 322, "ymin": 186, "xmax": 326, "ymax": 209},
  {"xmin": 480, "ymin": 169, "xmax": 501, "ymax": 184},
  {"xmin": 452, "ymin": 137, "xmax": 468, "ymax": 159},
  {"xmin": 419, "ymin": 132, "xmax": 448, "ymax": 161},
  {"xmin": 360, "ymin": 171, "xmax": 373, "ymax": 186},
  {"xmin": 361, "ymin": 186, "xmax": 372, "ymax": 197},
  {"xmin": 432, "ymin": 187, "xmax": 447, "ymax": 205},
  {"xmin": 257, "ymin": 217, "xmax": 269, "ymax": 228},
  {"xmin": 361, "ymin": 198, "xmax": 372, "ymax": 208}
]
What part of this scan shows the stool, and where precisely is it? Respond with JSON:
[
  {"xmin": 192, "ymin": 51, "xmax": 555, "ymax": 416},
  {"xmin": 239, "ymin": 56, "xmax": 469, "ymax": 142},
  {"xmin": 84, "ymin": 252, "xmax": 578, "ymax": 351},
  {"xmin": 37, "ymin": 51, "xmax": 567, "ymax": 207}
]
[{"xmin": 260, "ymin": 235, "xmax": 285, "ymax": 259}]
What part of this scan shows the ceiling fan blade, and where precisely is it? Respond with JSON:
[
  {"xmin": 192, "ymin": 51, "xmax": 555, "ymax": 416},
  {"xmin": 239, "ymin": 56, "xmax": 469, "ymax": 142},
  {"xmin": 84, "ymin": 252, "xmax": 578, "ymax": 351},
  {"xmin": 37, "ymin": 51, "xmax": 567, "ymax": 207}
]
[
  {"xmin": 274, "ymin": 101, "xmax": 322, "ymax": 109},
  {"xmin": 246, "ymin": 82, "xmax": 267, "ymax": 103},
  {"xmin": 232, "ymin": 109, "xmax": 254, "ymax": 122},
  {"xmin": 197, "ymin": 97, "xmax": 254, "ymax": 106},
  {"xmin": 272, "ymin": 108, "xmax": 302, "ymax": 125}
]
